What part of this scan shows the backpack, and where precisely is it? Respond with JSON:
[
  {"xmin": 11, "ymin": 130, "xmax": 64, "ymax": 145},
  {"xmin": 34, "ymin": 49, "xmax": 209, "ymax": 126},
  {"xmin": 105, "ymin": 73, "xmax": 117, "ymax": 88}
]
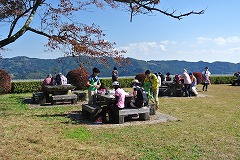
[{"xmin": 136, "ymin": 87, "xmax": 148, "ymax": 106}]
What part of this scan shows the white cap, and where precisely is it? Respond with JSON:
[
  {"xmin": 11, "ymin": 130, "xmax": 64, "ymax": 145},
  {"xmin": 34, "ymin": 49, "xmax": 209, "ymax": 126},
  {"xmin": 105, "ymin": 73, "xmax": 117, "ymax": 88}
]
[{"xmin": 112, "ymin": 81, "xmax": 119, "ymax": 86}]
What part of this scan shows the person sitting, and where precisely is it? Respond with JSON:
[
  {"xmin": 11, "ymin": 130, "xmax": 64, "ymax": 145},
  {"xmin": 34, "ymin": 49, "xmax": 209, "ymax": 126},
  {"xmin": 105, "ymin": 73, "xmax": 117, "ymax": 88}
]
[
  {"xmin": 55, "ymin": 74, "xmax": 62, "ymax": 85},
  {"xmin": 41, "ymin": 74, "xmax": 52, "ymax": 92},
  {"xmin": 173, "ymin": 74, "xmax": 181, "ymax": 84},
  {"xmin": 166, "ymin": 72, "xmax": 172, "ymax": 81},
  {"xmin": 130, "ymin": 79, "xmax": 148, "ymax": 108},
  {"xmin": 59, "ymin": 73, "xmax": 68, "ymax": 85},
  {"xmin": 189, "ymin": 73, "xmax": 198, "ymax": 96},
  {"xmin": 109, "ymin": 81, "xmax": 126, "ymax": 123}
]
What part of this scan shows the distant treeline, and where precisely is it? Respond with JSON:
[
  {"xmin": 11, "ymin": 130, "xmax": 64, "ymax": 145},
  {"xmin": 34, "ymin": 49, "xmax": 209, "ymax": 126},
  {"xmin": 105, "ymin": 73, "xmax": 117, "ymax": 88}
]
[{"xmin": 1, "ymin": 56, "xmax": 240, "ymax": 79}]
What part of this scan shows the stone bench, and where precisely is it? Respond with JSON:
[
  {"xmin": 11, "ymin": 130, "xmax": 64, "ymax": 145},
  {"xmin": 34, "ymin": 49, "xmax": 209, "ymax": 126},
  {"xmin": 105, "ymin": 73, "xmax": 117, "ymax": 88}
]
[
  {"xmin": 51, "ymin": 94, "xmax": 77, "ymax": 105},
  {"xmin": 82, "ymin": 104, "xmax": 102, "ymax": 121},
  {"xmin": 82, "ymin": 104, "xmax": 150, "ymax": 124},
  {"xmin": 32, "ymin": 92, "xmax": 44, "ymax": 104},
  {"xmin": 72, "ymin": 90, "xmax": 87, "ymax": 101},
  {"xmin": 117, "ymin": 107, "xmax": 150, "ymax": 124},
  {"xmin": 159, "ymin": 86, "xmax": 170, "ymax": 96}
]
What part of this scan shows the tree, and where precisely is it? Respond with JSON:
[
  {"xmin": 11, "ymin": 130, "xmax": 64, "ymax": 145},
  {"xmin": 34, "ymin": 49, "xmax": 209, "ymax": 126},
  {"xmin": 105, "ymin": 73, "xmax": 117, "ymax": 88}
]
[
  {"xmin": 0, "ymin": 0, "xmax": 204, "ymax": 64},
  {"xmin": 0, "ymin": 69, "xmax": 12, "ymax": 94}
]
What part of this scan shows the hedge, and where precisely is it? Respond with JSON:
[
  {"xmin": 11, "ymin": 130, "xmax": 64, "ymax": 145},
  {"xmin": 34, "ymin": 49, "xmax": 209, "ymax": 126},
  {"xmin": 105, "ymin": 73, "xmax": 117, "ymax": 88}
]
[{"xmin": 10, "ymin": 76, "xmax": 236, "ymax": 94}]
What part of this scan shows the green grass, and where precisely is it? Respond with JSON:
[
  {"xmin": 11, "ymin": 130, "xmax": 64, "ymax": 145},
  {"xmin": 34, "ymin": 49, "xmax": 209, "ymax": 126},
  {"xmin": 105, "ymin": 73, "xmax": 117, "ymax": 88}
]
[{"xmin": 0, "ymin": 85, "xmax": 239, "ymax": 159}]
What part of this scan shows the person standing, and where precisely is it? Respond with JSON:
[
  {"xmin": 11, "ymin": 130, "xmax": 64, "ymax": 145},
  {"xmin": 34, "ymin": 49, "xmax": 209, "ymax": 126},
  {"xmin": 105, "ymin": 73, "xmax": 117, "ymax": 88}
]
[
  {"xmin": 87, "ymin": 67, "xmax": 101, "ymax": 104},
  {"xmin": 181, "ymin": 69, "xmax": 192, "ymax": 97},
  {"xmin": 112, "ymin": 67, "xmax": 118, "ymax": 82},
  {"xmin": 202, "ymin": 67, "xmax": 211, "ymax": 91},
  {"xmin": 144, "ymin": 70, "xmax": 160, "ymax": 109}
]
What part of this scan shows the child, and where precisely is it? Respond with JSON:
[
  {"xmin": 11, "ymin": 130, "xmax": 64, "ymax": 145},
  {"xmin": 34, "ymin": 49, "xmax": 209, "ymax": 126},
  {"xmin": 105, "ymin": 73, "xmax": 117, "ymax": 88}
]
[{"xmin": 87, "ymin": 67, "xmax": 101, "ymax": 104}]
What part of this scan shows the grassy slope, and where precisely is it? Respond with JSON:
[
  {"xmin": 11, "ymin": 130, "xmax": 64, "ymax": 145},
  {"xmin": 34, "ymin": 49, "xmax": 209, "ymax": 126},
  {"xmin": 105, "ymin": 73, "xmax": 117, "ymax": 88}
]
[{"xmin": 0, "ymin": 84, "xmax": 239, "ymax": 160}]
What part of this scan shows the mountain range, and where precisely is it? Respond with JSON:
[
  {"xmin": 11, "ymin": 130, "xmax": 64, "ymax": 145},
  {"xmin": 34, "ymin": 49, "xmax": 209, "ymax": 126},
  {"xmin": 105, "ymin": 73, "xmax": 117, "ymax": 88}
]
[{"xmin": 0, "ymin": 56, "xmax": 240, "ymax": 79}]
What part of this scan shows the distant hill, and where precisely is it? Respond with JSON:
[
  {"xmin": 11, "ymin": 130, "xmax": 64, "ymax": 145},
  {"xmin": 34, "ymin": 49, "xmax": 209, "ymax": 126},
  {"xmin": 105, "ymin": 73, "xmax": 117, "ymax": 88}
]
[{"xmin": 0, "ymin": 56, "xmax": 240, "ymax": 79}]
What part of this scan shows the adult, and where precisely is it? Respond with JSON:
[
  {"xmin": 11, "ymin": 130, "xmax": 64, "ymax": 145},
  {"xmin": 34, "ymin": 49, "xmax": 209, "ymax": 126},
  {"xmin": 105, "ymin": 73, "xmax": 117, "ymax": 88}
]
[
  {"xmin": 87, "ymin": 67, "xmax": 101, "ymax": 104},
  {"xmin": 189, "ymin": 73, "xmax": 198, "ymax": 96},
  {"xmin": 173, "ymin": 74, "xmax": 181, "ymax": 84},
  {"xmin": 112, "ymin": 67, "xmax": 118, "ymax": 82},
  {"xmin": 41, "ymin": 74, "xmax": 52, "ymax": 91},
  {"xmin": 59, "ymin": 73, "xmax": 68, "ymax": 85},
  {"xmin": 55, "ymin": 73, "xmax": 62, "ymax": 85},
  {"xmin": 130, "ymin": 79, "xmax": 148, "ymax": 108},
  {"xmin": 181, "ymin": 69, "xmax": 192, "ymax": 97},
  {"xmin": 155, "ymin": 73, "xmax": 162, "ymax": 87},
  {"xmin": 110, "ymin": 81, "xmax": 126, "ymax": 123},
  {"xmin": 158, "ymin": 72, "xmax": 165, "ymax": 83},
  {"xmin": 202, "ymin": 67, "xmax": 211, "ymax": 91},
  {"xmin": 144, "ymin": 70, "xmax": 160, "ymax": 108},
  {"xmin": 166, "ymin": 72, "xmax": 172, "ymax": 81}
]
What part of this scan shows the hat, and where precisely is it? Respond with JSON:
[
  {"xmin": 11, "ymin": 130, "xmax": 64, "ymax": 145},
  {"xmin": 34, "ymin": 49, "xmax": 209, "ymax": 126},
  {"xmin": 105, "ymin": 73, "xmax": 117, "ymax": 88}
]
[
  {"xmin": 132, "ymin": 79, "xmax": 139, "ymax": 83},
  {"xmin": 189, "ymin": 72, "xmax": 193, "ymax": 75},
  {"xmin": 112, "ymin": 81, "xmax": 119, "ymax": 86},
  {"xmin": 166, "ymin": 72, "xmax": 170, "ymax": 75},
  {"xmin": 183, "ymin": 69, "xmax": 187, "ymax": 73}
]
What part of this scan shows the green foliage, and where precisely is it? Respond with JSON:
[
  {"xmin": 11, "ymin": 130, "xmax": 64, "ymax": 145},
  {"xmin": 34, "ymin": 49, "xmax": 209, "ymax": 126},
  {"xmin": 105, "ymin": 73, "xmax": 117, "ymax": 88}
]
[
  {"xmin": 100, "ymin": 78, "xmax": 133, "ymax": 89},
  {"xmin": 11, "ymin": 81, "xmax": 42, "ymax": 93},
  {"xmin": 0, "ymin": 69, "xmax": 12, "ymax": 94},
  {"xmin": 65, "ymin": 126, "xmax": 91, "ymax": 141},
  {"xmin": 9, "ymin": 76, "xmax": 236, "ymax": 93},
  {"xmin": 210, "ymin": 76, "xmax": 235, "ymax": 84}
]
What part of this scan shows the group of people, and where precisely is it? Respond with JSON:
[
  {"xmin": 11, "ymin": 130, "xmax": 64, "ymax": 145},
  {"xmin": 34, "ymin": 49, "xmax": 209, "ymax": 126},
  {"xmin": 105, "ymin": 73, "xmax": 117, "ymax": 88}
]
[
  {"xmin": 169, "ymin": 67, "xmax": 211, "ymax": 96},
  {"xmin": 86, "ymin": 67, "xmax": 159, "ymax": 123},
  {"xmin": 40, "ymin": 66, "xmax": 211, "ymax": 123},
  {"xmin": 41, "ymin": 73, "xmax": 68, "ymax": 91}
]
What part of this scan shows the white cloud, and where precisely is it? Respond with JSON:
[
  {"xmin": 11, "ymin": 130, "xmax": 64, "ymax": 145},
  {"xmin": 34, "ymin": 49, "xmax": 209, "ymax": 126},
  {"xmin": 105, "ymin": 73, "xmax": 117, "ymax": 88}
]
[
  {"xmin": 118, "ymin": 36, "xmax": 240, "ymax": 63},
  {"xmin": 197, "ymin": 36, "xmax": 240, "ymax": 46}
]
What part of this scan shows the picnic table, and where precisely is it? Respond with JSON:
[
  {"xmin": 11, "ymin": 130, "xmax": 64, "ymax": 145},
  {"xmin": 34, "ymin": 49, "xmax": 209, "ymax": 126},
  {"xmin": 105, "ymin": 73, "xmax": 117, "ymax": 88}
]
[
  {"xmin": 159, "ymin": 81, "xmax": 183, "ymax": 97},
  {"xmin": 33, "ymin": 85, "xmax": 77, "ymax": 105},
  {"xmin": 82, "ymin": 92, "xmax": 151, "ymax": 124}
]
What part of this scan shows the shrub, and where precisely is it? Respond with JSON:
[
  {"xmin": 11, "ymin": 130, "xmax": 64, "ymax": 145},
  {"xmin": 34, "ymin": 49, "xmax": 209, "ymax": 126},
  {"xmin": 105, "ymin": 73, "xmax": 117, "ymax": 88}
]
[
  {"xmin": 66, "ymin": 67, "xmax": 90, "ymax": 90},
  {"xmin": 0, "ymin": 69, "xmax": 12, "ymax": 94},
  {"xmin": 135, "ymin": 73, "xmax": 146, "ymax": 84},
  {"xmin": 193, "ymin": 72, "xmax": 202, "ymax": 84},
  {"xmin": 11, "ymin": 81, "xmax": 42, "ymax": 93},
  {"xmin": 100, "ymin": 78, "xmax": 133, "ymax": 89}
]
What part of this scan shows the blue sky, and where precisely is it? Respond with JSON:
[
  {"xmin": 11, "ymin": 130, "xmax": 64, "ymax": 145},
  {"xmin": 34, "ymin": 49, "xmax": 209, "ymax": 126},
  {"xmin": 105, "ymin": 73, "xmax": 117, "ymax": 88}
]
[{"xmin": 1, "ymin": 0, "xmax": 240, "ymax": 63}]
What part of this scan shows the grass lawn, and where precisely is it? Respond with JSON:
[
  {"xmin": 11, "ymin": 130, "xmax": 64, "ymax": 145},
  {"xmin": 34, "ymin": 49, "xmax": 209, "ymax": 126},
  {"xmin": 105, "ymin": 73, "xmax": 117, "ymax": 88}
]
[{"xmin": 0, "ymin": 84, "xmax": 239, "ymax": 160}]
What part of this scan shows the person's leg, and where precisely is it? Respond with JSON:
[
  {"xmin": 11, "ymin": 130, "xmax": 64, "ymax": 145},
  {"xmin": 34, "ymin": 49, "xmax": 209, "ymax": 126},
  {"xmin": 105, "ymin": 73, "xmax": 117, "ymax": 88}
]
[
  {"xmin": 88, "ymin": 90, "xmax": 93, "ymax": 104},
  {"xmin": 187, "ymin": 85, "xmax": 191, "ymax": 97},
  {"xmin": 202, "ymin": 83, "xmax": 206, "ymax": 91},
  {"xmin": 152, "ymin": 88, "xmax": 159, "ymax": 109},
  {"xmin": 205, "ymin": 83, "xmax": 208, "ymax": 91}
]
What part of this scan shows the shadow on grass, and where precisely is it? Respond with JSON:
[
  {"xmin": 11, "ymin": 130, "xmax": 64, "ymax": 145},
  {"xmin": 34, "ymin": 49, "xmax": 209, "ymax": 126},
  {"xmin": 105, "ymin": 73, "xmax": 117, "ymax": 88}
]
[{"xmin": 35, "ymin": 111, "xmax": 94, "ymax": 125}]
